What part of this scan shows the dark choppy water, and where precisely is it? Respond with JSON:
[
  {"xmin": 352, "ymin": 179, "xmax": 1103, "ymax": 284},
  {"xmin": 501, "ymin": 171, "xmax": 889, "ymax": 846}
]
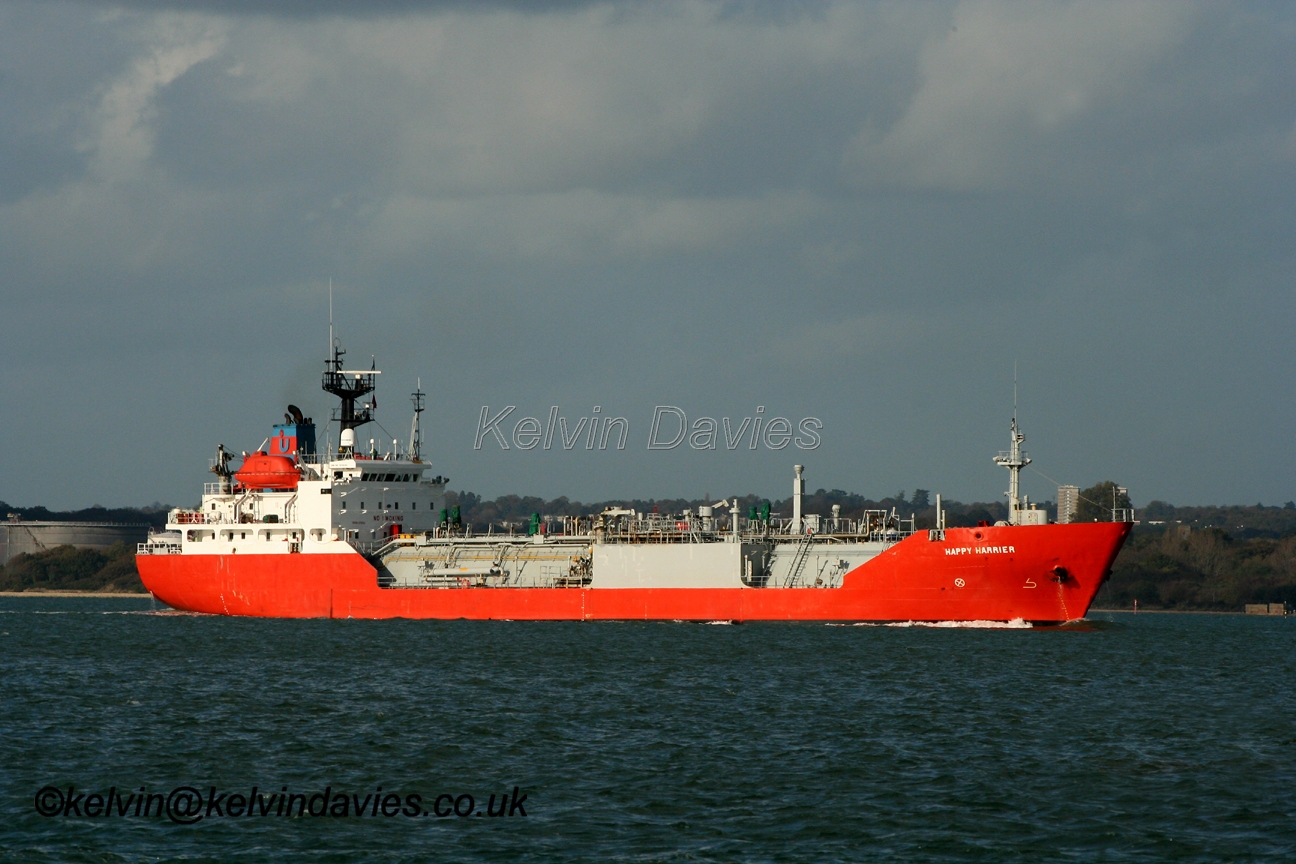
[{"xmin": 2, "ymin": 599, "xmax": 1295, "ymax": 862}]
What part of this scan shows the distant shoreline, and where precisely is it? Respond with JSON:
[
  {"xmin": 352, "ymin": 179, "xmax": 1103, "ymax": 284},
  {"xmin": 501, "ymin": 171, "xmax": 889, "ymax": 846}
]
[
  {"xmin": 0, "ymin": 591, "xmax": 149, "ymax": 597},
  {"xmin": 1088, "ymin": 607, "xmax": 1246, "ymax": 615}
]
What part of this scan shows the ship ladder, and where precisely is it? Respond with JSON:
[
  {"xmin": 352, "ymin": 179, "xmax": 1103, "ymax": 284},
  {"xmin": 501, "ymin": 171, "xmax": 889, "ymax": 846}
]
[{"xmin": 783, "ymin": 534, "xmax": 816, "ymax": 588}]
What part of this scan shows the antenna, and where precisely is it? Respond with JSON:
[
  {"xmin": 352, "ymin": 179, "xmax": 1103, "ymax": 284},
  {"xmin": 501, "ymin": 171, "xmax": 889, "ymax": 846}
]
[
  {"xmin": 1013, "ymin": 360, "xmax": 1018, "ymax": 423},
  {"xmin": 410, "ymin": 378, "xmax": 426, "ymax": 461},
  {"xmin": 329, "ymin": 278, "xmax": 334, "ymax": 358}
]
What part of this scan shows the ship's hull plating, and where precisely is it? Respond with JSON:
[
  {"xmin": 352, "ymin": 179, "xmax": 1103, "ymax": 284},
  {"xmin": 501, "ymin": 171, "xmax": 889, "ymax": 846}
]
[{"xmin": 137, "ymin": 523, "xmax": 1130, "ymax": 622}]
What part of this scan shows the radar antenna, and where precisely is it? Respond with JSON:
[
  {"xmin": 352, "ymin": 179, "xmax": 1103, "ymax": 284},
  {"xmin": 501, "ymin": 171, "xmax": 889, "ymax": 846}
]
[{"xmin": 321, "ymin": 342, "xmax": 381, "ymax": 446}]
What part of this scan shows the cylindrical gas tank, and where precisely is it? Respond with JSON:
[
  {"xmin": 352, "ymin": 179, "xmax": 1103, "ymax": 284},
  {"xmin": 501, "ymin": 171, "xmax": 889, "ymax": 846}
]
[{"xmin": 234, "ymin": 452, "xmax": 300, "ymax": 490}]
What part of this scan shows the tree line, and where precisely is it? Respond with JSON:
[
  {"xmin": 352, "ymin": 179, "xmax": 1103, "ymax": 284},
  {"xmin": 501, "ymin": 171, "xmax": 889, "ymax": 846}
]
[{"xmin": 0, "ymin": 542, "xmax": 142, "ymax": 592}]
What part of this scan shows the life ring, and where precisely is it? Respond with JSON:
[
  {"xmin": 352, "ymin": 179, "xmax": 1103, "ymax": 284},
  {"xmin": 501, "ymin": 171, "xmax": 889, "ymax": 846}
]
[{"xmin": 458, "ymin": 577, "xmax": 471, "ymax": 589}]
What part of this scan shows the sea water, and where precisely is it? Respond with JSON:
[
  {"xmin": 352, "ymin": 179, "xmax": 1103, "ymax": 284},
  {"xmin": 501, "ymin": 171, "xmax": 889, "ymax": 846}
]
[{"xmin": 2, "ymin": 597, "xmax": 1294, "ymax": 862}]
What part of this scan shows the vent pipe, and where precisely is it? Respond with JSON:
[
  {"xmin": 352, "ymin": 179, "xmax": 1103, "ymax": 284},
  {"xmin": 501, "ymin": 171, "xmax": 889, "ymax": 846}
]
[{"xmin": 792, "ymin": 465, "xmax": 804, "ymax": 534}]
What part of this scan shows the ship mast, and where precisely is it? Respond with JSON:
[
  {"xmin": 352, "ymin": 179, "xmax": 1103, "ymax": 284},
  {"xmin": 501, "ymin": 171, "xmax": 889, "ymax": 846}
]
[
  {"xmin": 321, "ymin": 342, "xmax": 380, "ymax": 453},
  {"xmin": 409, "ymin": 380, "xmax": 425, "ymax": 462},
  {"xmin": 992, "ymin": 416, "xmax": 1031, "ymax": 525}
]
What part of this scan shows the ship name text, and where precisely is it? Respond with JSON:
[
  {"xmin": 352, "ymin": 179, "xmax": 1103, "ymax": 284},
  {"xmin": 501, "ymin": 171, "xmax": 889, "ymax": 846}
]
[{"xmin": 945, "ymin": 546, "xmax": 1016, "ymax": 556}]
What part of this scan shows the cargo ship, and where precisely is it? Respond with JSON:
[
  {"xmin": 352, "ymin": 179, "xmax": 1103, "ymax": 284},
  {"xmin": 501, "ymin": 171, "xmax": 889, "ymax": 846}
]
[{"xmin": 137, "ymin": 344, "xmax": 1130, "ymax": 622}]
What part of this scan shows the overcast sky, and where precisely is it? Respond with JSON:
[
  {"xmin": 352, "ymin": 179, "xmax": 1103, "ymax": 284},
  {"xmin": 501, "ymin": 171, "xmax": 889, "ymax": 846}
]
[{"xmin": 1, "ymin": 0, "xmax": 1292, "ymax": 510}]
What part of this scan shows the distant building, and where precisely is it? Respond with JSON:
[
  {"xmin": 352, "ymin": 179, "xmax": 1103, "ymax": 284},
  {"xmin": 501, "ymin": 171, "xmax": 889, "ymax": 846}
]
[
  {"xmin": 0, "ymin": 520, "xmax": 149, "ymax": 566},
  {"xmin": 1057, "ymin": 486, "xmax": 1079, "ymax": 524}
]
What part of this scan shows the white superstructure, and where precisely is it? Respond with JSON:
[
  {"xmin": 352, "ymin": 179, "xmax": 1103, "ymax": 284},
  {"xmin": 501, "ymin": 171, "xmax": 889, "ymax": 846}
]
[
  {"xmin": 153, "ymin": 453, "xmax": 448, "ymax": 557},
  {"xmin": 144, "ymin": 340, "xmax": 450, "ymax": 558}
]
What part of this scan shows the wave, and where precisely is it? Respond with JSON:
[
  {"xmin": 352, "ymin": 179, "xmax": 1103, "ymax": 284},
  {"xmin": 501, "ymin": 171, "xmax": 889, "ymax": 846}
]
[{"xmin": 827, "ymin": 618, "xmax": 1032, "ymax": 629}]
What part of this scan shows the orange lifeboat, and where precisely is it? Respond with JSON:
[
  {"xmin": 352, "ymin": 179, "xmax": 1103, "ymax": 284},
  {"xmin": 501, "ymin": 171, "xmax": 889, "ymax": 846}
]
[{"xmin": 234, "ymin": 452, "xmax": 300, "ymax": 491}]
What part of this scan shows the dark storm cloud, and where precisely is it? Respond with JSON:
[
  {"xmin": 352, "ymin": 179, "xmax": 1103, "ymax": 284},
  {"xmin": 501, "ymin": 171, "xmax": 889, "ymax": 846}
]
[{"xmin": 0, "ymin": 1, "xmax": 1292, "ymax": 510}]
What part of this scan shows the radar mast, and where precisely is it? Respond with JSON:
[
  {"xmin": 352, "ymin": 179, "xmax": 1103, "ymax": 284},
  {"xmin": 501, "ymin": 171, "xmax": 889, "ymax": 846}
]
[
  {"xmin": 321, "ymin": 342, "xmax": 381, "ymax": 443},
  {"xmin": 993, "ymin": 416, "xmax": 1031, "ymax": 524}
]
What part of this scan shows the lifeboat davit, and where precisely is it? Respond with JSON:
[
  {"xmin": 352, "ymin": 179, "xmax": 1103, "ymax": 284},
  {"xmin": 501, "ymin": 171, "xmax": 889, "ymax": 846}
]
[{"xmin": 234, "ymin": 452, "xmax": 299, "ymax": 490}]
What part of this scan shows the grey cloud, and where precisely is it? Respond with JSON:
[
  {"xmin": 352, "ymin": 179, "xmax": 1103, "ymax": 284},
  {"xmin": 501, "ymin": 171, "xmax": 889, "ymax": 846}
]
[
  {"xmin": 102, "ymin": 0, "xmax": 609, "ymax": 18},
  {"xmin": 0, "ymin": 1, "xmax": 1292, "ymax": 510},
  {"xmin": 103, "ymin": 0, "xmax": 839, "ymax": 21}
]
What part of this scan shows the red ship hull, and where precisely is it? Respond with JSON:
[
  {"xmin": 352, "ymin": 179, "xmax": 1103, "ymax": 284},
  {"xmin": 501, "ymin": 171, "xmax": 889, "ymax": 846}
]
[{"xmin": 137, "ymin": 523, "xmax": 1130, "ymax": 622}]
